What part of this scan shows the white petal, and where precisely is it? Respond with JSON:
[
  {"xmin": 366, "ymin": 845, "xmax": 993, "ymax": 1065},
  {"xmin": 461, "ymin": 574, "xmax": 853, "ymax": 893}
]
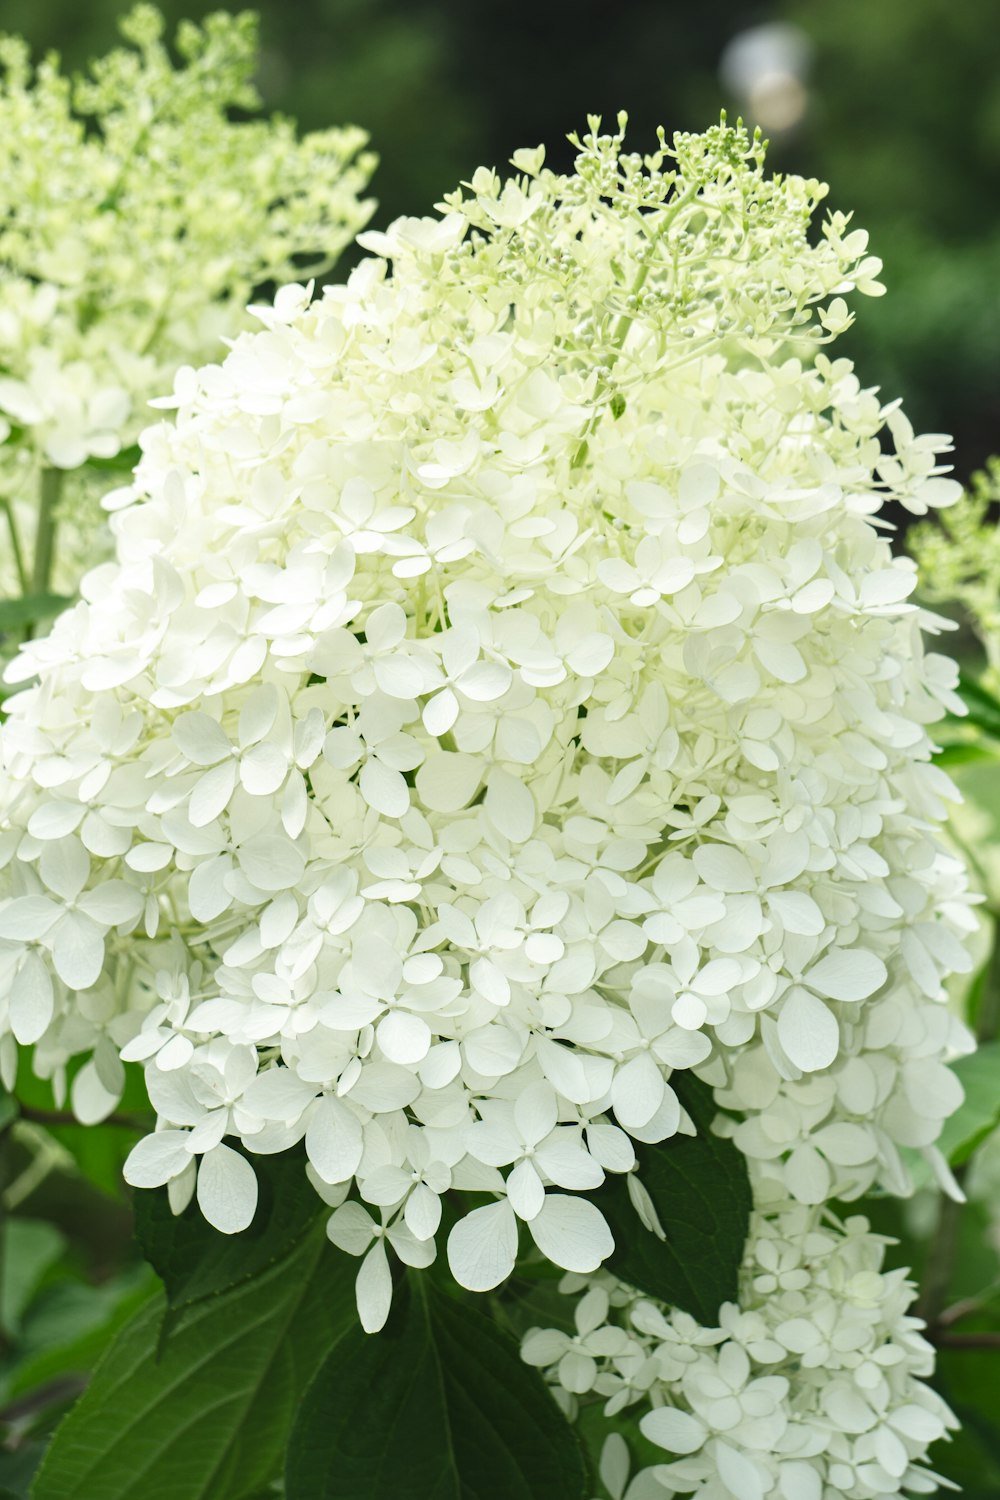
[
  {"xmin": 52, "ymin": 912, "xmax": 105, "ymax": 989},
  {"xmin": 484, "ymin": 769, "xmax": 536, "ymax": 843},
  {"xmin": 374, "ymin": 654, "xmax": 426, "ymax": 699},
  {"xmin": 404, "ymin": 1183, "xmax": 442, "ymax": 1241},
  {"xmin": 754, "ymin": 638, "xmax": 806, "ymax": 684},
  {"xmin": 447, "ymin": 1200, "xmax": 518, "ymax": 1291},
  {"xmin": 506, "ymin": 1159, "xmax": 545, "ymax": 1220},
  {"xmin": 327, "ymin": 1201, "xmax": 376, "ymax": 1256},
  {"xmin": 612, "ymin": 1053, "xmax": 665, "ymax": 1130},
  {"xmin": 361, "ymin": 1165, "xmax": 411, "ymax": 1206},
  {"xmin": 415, "ymin": 751, "xmax": 483, "ymax": 812},
  {"xmin": 513, "ymin": 1080, "xmax": 558, "ymax": 1145},
  {"xmin": 470, "ymin": 957, "xmax": 510, "ymax": 1007},
  {"xmin": 639, "ymin": 1406, "xmax": 707, "ymax": 1455},
  {"xmin": 39, "ymin": 837, "xmax": 90, "ymax": 902},
  {"xmin": 528, "ymin": 1194, "xmax": 614, "ymax": 1273},
  {"xmin": 457, "ymin": 660, "xmax": 512, "ymax": 701},
  {"xmin": 196, "ymin": 1144, "xmax": 258, "ymax": 1234},
  {"xmin": 71, "ymin": 1057, "xmax": 121, "ymax": 1125},
  {"xmin": 806, "ymin": 948, "xmax": 887, "ymax": 1002},
  {"xmin": 236, "ymin": 834, "xmax": 306, "ymax": 892},
  {"xmin": 239, "ymin": 742, "xmax": 288, "ymax": 796},
  {"xmin": 238, "ymin": 685, "xmax": 279, "ymax": 747},
  {"xmin": 359, "ymin": 758, "xmax": 409, "ymax": 818},
  {"xmin": 599, "ymin": 1433, "xmax": 631, "ymax": 1500},
  {"xmin": 355, "ymin": 1241, "xmax": 393, "ymax": 1334},
  {"xmin": 77, "ymin": 880, "xmax": 144, "ymax": 927},
  {"xmin": 0, "ymin": 895, "xmax": 61, "ymax": 941},
  {"xmin": 189, "ymin": 760, "xmax": 238, "ymax": 827},
  {"xmin": 784, "ymin": 1143, "xmax": 831, "ymax": 1204},
  {"xmin": 467, "ymin": 1119, "xmax": 522, "ymax": 1168},
  {"xmin": 241, "ymin": 1067, "xmax": 316, "ymax": 1123},
  {"xmin": 173, "ymin": 712, "xmax": 231, "ymax": 766},
  {"xmin": 188, "ymin": 855, "xmax": 234, "ymax": 922},
  {"xmin": 777, "ymin": 987, "xmax": 840, "ymax": 1072},
  {"xmin": 521, "ymin": 1328, "xmax": 570, "ymax": 1366},
  {"xmin": 462, "ymin": 1024, "xmax": 524, "ymax": 1078},
  {"xmin": 365, "ymin": 602, "xmax": 406, "ymax": 653},
  {"xmin": 692, "ymin": 845, "xmax": 756, "ymax": 893},
  {"xmin": 346, "ymin": 1061, "xmax": 421, "ymax": 1113},
  {"xmin": 422, "ymin": 688, "xmax": 459, "ymax": 738},
  {"xmin": 27, "ymin": 801, "xmax": 86, "ymax": 840},
  {"xmin": 123, "ymin": 1129, "xmax": 192, "ymax": 1188},
  {"xmin": 716, "ymin": 1440, "xmax": 766, "ymax": 1500},
  {"xmin": 386, "ymin": 1220, "xmax": 436, "ymax": 1268},
  {"xmin": 306, "ymin": 1096, "xmax": 364, "ymax": 1184},
  {"xmin": 376, "ymin": 1011, "xmax": 432, "ymax": 1065},
  {"xmin": 767, "ymin": 891, "xmax": 824, "ymax": 936},
  {"xmin": 10, "ymin": 954, "xmax": 54, "ymax": 1045},
  {"xmin": 585, "ymin": 1124, "xmax": 635, "ymax": 1174},
  {"xmin": 536, "ymin": 1137, "xmax": 604, "ymax": 1191}
]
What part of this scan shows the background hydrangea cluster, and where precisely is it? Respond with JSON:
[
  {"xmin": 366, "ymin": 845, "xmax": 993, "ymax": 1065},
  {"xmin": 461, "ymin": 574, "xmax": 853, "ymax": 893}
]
[
  {"xmin": 527, "ymin": 1185, "xmax": 959, "ymax": 1500},
  {"xmin": 0, "ymin": 115, "xmax": 976, "ymax": 1493},
  {"xmin": 0, "ymin": 3, "xmax": 373, "ymax": 601}
]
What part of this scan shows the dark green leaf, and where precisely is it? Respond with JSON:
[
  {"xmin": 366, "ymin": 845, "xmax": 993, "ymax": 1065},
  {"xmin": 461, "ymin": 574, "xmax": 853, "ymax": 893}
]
[
  {"xmin": 964, "ymin": 957, "xmax": 991, "ymax": 1036},
  {"xmin": 1, "ymin": 1222, "xmax": 65, "ymax": 1336},
  {"xmin": 0, "ymin": 596, "xmax": 73, "ymax": 631},
  {"xmin": 84, "ymin": 446, "xmax": 141, "ymax": 474},
  {"xmin": 956, "ymin": 671, "xmax": 1000, "ymax": 739},
  {"xmin": 938, "ymin": 1041, "xmax": 1000, "ymax": 1166},
  {"xmin": 31, "ymin": 1225, "xmax": 355, "ymax": 1500},
  {"xmin": 7, "ymin": 1273, "xmax": 156, "ymax": 1400},
  {"xmin": 133, "ymin": 1147, "xmax": 322, "ymax": 1320},
  {"xmin": 590, "ymin": 1074, "xmax": 751, "ymax": 1324},
  {"xmin": 934, "ymin": 741, "xmax": 1000, "ymax": 767},
  {"xmin": 286, "ymin": 1276, "xmax": 588, "ymax": 1500}
]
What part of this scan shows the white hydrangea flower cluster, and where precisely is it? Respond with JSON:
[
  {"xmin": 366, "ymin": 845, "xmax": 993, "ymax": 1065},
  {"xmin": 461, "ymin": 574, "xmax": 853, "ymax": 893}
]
[
  {"xmin": 0, "ymin": 115, "xmax": 974, "ymax": 1333},
  {"xmin": 0, "ymin": 4, "xmax": 373, "ymax": 594},
  {"xmin": 524, "ymin": 1185, "xmax": 958, "ymax": 1500}
]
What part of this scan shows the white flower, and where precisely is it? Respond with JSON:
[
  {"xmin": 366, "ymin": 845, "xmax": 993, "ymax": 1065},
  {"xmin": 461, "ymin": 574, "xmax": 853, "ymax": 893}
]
[
  {"xmin": 0, "ymin": 113, "xmax": 973, "ymax": 1339},
  {"xmin": 528, "ymin": 1183, "xmax": 959, "ymax": 1500},
  {"xmin": 326, "ymin": 1200, "xmax": 435, "ymax": 1333},
  {"xmin": 0, "ymin": 6, "xmax": 373, "ymax": 601}
]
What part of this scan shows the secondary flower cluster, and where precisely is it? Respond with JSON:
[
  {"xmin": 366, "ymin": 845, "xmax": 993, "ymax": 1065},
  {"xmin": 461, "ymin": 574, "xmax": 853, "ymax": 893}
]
[
  {"xmin": 0, "ymin": 117, "xmax": 973, "ymax": 1343},
  {"xmin": 0, "ymin": 4, "xmax": 373, "ymax": 594},
  {"xmin": 524, "ymin": 1184, "xmax": 957, "ymax": 1500},
  {"xmin": 910, "ymin": 458, "xmax": 1000, "ymax": 694}
]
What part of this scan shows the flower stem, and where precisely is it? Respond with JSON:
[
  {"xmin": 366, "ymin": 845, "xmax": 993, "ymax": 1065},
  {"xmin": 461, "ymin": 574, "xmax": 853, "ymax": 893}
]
[
  {"xmin": 32, "ymin": 467, "xmax": 63, "ymax": 597},
  {"xmin": 1, "ymin": 497, "xmax": 28, "ymax": 594}
]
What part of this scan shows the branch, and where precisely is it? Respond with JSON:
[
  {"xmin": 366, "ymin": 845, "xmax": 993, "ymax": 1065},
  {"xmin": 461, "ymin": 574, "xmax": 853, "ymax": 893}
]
[
  {"xmin": 17, "ymin": 1105, "xmax": 147, "ymax": 1131},
  {"xmin": 931, "ymin": 1330, "xmax": 1000, "ymax": 1350},
  {"xmin": 0, "ymin": 1374, "xmax": 88, "ymax": 1433},
  {"xmin": 936, "ymin": 1290, "xmax": 1000, "ymax": 1329}
]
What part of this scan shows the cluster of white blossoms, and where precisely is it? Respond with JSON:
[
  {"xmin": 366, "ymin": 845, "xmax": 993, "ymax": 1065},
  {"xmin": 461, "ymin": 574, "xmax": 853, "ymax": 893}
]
[
  {"xmin": 0, "ymin": 114, "xmax": 976, "ymax": 1344},
  {"xmin": 0, "ymin": 4, "xmax": 373, "ymax": 594},
  {"xmin": 524, "ymin": 1183, "xmax": 958, "ymax": 1500}
]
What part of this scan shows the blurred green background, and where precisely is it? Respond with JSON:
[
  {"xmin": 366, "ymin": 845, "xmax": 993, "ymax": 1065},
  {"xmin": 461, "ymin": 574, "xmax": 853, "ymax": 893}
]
[{"xmin": 9, "ymin": 0, "xmax": 1000, "ymax": 479}]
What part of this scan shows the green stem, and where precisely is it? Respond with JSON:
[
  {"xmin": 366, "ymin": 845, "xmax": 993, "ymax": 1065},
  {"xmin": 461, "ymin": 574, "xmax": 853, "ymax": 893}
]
[
  {"xmin": 0, "ymin": 1117, "xmax": 13, "ymax": 1354},
  {"xmin": 32, "ymin": 467, "xmax": 63, "ymax": 598},
  {"xmin": 918, "ymin": 914, "xmax": 1000, "ymax": 1327},
  {"xmin": 1, "ymin": 497, "xmax": 28, "ymax": 594},
  {"xmin": 974, "ymin": 911, "xmax": 1000, "ymax": 1047}
]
